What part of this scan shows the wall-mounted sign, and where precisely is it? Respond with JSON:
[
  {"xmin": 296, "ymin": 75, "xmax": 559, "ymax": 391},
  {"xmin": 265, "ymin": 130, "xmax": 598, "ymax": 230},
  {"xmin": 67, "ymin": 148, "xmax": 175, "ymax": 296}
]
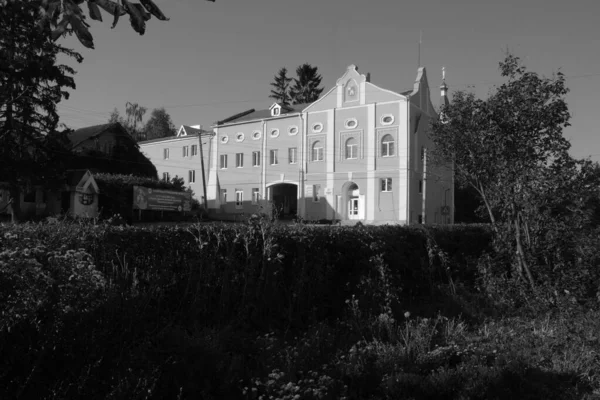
[
  {"xmin": 133, "ymin": 186, "xmax": 192, "ymax": 212},
  {"xmin": 441, "ymin": 206, "xmax": 450, "ymax": 216}
]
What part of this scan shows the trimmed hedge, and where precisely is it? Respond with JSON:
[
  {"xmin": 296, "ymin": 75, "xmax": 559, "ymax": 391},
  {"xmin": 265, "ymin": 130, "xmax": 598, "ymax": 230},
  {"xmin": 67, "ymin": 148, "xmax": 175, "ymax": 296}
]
[{"xmin": 0, "ymin": 220, "xmax": 494, "ymax": 399}]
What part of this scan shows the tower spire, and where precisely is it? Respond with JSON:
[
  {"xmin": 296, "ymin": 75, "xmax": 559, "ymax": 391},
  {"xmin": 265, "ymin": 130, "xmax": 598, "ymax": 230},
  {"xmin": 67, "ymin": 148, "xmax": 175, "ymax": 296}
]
[{"xmin": 440, "ymin": 66, "xmax": 449, "ymax": 110}]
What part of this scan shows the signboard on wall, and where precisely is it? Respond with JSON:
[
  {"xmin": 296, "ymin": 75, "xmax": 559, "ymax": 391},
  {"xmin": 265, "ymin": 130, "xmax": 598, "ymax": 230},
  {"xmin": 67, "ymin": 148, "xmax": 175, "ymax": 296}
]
[{"xmin": 133, "ymin": 186, "xmax": 192, "ymax": 212}]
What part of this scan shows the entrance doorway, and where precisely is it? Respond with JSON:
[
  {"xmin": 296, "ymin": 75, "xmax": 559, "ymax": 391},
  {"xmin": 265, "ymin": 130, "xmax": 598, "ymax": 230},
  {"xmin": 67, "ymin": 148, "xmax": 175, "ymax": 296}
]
[
  {"xmin": 341, "ymin": 182, "xmax": 364, "ymax": 221},
  {"xmin": 268, "ymin": 183, "xmax": 297, "ymax": 220}
]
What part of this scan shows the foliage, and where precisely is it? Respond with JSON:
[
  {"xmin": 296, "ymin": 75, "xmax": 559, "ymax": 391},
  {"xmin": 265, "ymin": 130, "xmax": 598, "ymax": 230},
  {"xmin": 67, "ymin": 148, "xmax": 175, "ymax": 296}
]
[
  {"xmin": 269, "ymin": 67, "xmax": 293, "ymax": 106},
  {"xmin": 0, "ymin": 1, "xmax": 81, "ymax": 222},
  {"xmin": 430, "ymin": 53, "xmax": 600, "ymax": 293},
  {"xmin": 93, "ymin": 172, "xmax": 184, "ymax": 219},
  {"xmin": 0, "ymin": 0, "xmax": 193, "ymax": 49},
  {"xmin": 289, "ymin": 63, "xmax": 324, "ymax": 104},
  {"xmin": 143, "ymin": 107, "xmax": 176, "ymax": 140},
  {"xmin": 1, "ymin": 220, "xmax": 599, "ymax": 399}
]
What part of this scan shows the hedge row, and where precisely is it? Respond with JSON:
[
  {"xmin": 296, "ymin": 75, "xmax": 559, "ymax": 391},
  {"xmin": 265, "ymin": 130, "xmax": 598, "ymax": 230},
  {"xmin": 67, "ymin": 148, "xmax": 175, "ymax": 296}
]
[{"xmin": 0, "ymin": 220, "xmax": 491, "ymax": 399}]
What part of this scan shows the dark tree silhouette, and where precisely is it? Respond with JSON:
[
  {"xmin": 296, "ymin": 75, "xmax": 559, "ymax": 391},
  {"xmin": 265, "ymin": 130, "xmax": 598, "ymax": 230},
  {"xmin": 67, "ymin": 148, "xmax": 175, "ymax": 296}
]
[
  {"xmin": 269, "ymin": 67, "xmax": 292, "ymax": 106},
  {"xmin": 290, "ymin": 63, "xmax": 324, "ymax": 104}
]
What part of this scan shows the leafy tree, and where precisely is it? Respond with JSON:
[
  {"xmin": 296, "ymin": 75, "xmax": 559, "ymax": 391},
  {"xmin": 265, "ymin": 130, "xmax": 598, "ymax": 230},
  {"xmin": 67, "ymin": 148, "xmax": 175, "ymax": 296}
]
[
  {"xmin": 143, "ymin": 107, "xmax": 176, "ymax": 140},
  {"xmin": 0, "ymin": 0, "xmax": 217, "ymax": 49},
  {"xmin": 269, "ymin": 67, "xmax": 292, "ymax": 106},
  {"xmin": 289, "ymin": 63, "xmax": 324, "ymax": 104},
  {"xmin": 124, "ymin": 101, "xmax": 147, "ymax": 141},
  {"xmin": 108, "ymin": 107, "xmax": 124, "ymax": 124},
  {"xmin": 0, "ymin": 1, "xmax": 81, "ymax": 222},
  {"xmin": 430, "ymin": 53, "xmax": 585, "ymax": 290}
]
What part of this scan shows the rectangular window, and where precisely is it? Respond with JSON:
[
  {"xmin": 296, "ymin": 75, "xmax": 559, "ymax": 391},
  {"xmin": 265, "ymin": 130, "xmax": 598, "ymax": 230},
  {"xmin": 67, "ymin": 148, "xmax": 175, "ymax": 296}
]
[
  {"xmin": 252, "ymin": 151, "xmax": 261, "ymax": 167},
  {"xmin": 419, "ymin": 179, "xmax": 423, "ymax": 194},
  {"xmin": 382, "ymin": 142, "xmax": 394, "ymax": 157},
  {"xmin": 189, "ymin": 170, "xmax": 196, "ymax": 183},
  {"xmin": 381, "ymin": 178, "xmax": 392, "ymax": 192},
  {"xmin": 235, "ymin": 189, "xmax": 243, "ymax": 209},
  {"xmin": 220, "ymin": 154, "xmax": 228, "ymax": 169},
  {"xmin": 418, "ymin": 214, "xmax": 423, "ymax": 224},
  {"xmin": 191, "ymin": 144, "xmax": 198, "ymax": 156},
  {"xmin": 220, "ymin": 189, "xmax": 227, "ymax": 204},
  {"xmin": 288, "ymin": 147, "xmax": 297, "ymax": 164},
  {"xmin": 162, "ymin": 172, "xmax": 170, "ymax": 182},
  {"xmin": 270, "ymin": 149, "xmax": 278, "ymax": 165},
  {"xmin": 163, "ymin": 148, "xmax": 169, "ymax": 159},
  {"xmin": 252, "ymin": 188, "xmax": 260, "ymax": 205},
  {"xmin": 312, "ymin": 184, "xmax": 320, "ymax": 202},
  {"xmin": 236, "ymin": 153, "xmax": 244, "ymax": 168},
  {"xmin": 183, "ymin": 146, "xmax": 189, "ymax": 157},
  {"xmin": 312, "ymin": 146, "xmax": 323, "ymax": 162}
]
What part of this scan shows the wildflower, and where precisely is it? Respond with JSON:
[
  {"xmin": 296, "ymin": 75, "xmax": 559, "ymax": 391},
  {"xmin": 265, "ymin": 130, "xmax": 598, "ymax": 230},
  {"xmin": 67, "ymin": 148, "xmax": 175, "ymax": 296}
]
[{"xmin": 404, "ymin": 311, "xmax": 411, "ymax": 318}]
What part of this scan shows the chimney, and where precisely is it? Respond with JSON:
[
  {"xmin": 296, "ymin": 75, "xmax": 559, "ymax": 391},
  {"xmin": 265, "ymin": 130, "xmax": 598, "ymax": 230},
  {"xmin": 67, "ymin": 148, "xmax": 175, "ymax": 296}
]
[{"xmin": 366, "ymin": 72, "xmax": 371, "ymax": 83}]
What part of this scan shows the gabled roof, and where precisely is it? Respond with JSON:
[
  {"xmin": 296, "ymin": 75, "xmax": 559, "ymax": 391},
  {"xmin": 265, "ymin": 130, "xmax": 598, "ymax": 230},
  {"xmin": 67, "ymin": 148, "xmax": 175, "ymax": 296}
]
[
  {"xmin": 214, "ymin": 103, "xmax": 307, "ymax": 127},
  {"xmin": 138, "ymin": 125, "xmax": 213, "ymax": 145},
  {"xmin": 68, "ymin": 123, "xmax": 130, "ymax": 149},
  {"xmin": 65, "ymin": 169, "xmax": 99, "ymax": 193}
]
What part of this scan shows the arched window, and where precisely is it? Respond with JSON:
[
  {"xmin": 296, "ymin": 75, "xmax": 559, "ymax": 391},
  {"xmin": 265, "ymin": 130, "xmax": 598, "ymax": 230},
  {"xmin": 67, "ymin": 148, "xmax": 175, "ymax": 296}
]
[
  {"xmin": 345, "ymin": 137, "xmax": 358, "ymax": 159},
  {"xmin": 311, "ymin": 141, "xmax": 323, "ymax": 162},
  {"xmin": 381, "ymin": 134, "xmax": 395, "ymax": 157}
]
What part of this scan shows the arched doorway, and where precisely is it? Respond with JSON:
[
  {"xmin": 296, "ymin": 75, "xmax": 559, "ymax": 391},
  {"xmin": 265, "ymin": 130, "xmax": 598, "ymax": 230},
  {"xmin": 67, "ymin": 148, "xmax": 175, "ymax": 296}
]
[
  {"xmin": 268, "ymin": 183, "xmax": 297, "ymax": 220},
  {"xmin": 341, "ymin": 181, "xmax": 364, "ymax": 221}
]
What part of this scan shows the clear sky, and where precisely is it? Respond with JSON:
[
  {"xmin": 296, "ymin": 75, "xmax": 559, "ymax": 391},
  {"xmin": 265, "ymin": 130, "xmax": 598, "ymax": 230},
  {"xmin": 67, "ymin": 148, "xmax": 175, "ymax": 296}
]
[{"xmin": 57, "ymin": 0, "xmax": 600, "ymax": 160}]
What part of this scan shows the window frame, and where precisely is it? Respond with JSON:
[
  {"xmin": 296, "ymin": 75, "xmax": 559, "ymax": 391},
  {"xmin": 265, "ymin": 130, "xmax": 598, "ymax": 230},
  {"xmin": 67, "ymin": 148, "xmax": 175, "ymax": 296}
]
[
  {"xmin": 344, "ymin": 118, "xmax": 358, "ymax": 129},
  {"xmin": 311, "ymin": 141, "xmax": 324, "ymax": 162},
  {"xmin": 163, "ymin": 148, "xmax": 169, "ymax": 159},
  {"xmin": 312, "ymin": 184, "xmax": 320, "ymax": 202},
  {"xmin": 220, "ymin": 154, "xmax": 228, "ymax": 169},
  {"xmin": 381, "ymin": 178, "xmax": 392, "ymax": 192},
  {"xmin": 252, "ymin": 151, "xmax": 261, "ymax": 167},
  {"xmin": 288, "ymin": 125, "xmax": 299, "ymax": 136},
  {"xmin": 381, "ymin": 134, "xmax": 395, "ymax": 157},
  {"xmin": 236, "ymin": 152, "xmax": 244, "ymax": 168},
  {"xmin": 380, "ymin": 114, "xmax": 395, "ymax": 126},
  {"xmin": 221, "ymin": 188, "xmax": 227, "ymax": 204},
  {"xmin": 418, "ymin": 179, "xmax": 423, "ymax": 194},
  {"xmin": 288, "ymin": 147, "xmax": 297, "ymax": 164},
  {"xmin": 189, "ymin": 170, "xmax": 196, "ymax": 183},
  {"xmin": 345, "ymin": 137, "xmax": 358, "ymax": 160},
  {"xmin": 270, "ymin": 149, "xmax": 279, "ymax": 165},
  {"xmin": 235, "ymin": 189, "xmax": 243, "ymax": 209},
  {"xmin": 191, "ymin": 144, "xmax": 198, "ymax": 156},
  {"xmin": 182, "ymin": 146, "xmax": 189, "ymax": 157},
  {"xmin": 252, "ymin": 188, "xmax": 260, "ymax": 205}
]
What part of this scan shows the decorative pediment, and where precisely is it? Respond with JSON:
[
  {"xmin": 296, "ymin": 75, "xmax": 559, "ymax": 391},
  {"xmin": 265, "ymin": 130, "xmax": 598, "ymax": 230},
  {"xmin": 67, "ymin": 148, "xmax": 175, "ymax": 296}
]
[{"xmin": 335, "ymin": 64, "xmax": 367, "ymax": 86}]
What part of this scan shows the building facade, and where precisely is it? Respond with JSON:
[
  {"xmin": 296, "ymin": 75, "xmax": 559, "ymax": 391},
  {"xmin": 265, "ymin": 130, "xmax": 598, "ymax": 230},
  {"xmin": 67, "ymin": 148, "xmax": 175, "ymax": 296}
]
[
  {"xmin": 141, "ymin": 65, "xmax": 454, "ymax": 224},
  {"xmin": 139, "ymin": 125, "xmax": 213, "ymax": 204}
]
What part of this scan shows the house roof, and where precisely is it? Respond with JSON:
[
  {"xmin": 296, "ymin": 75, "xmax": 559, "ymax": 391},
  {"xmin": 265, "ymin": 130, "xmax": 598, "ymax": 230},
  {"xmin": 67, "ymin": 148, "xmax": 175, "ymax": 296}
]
[
  {"xmin": 69, "ymin": 123, "xmax": 129, "ymax": 149},
  {"xmin": 138, "ymin": 125, "xmax": 213, "ymax": 145},
  {"xmin": 214, "ymin": 103, "xmax": 308, "ymax": 126}
]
